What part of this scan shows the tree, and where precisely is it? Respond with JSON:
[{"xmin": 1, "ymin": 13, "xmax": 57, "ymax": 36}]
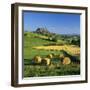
[
  {"xmin": 52, "ymin": 35, "xmax": 61, "ymax": 42},
  {"xmin": 71, "ymin": 38, "xmax": 80, "ymax": 46}
]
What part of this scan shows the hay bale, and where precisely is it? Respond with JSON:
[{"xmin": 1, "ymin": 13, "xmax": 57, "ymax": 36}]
[
  {"xmin": 62, "ymin": 57, "xmax": 71, "ymax": 65},
  {"xmin": 41, "ymin": 58, "xmax": 51, "ymax": 65},
  {"xmin": 58, "ymin": 53, "xmax": 64, "ymax": 59},
  {"xmin": 47, "ymin": 54, "xmax": 53, "ymax": 59},
  {"xmin": 33, "ymin": 56, "xmax": 42, "ymax": 64}
]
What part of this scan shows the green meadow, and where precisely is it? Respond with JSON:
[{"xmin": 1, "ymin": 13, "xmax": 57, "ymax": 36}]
[{"xmin": 24, "ymin": 31, "xmax": 80, "ymax": 77}]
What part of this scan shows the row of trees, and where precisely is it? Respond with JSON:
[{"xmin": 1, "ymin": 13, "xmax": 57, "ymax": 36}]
[{"xmin": 36, "ymin": 28, "xmax": 80, "ymax": 46}]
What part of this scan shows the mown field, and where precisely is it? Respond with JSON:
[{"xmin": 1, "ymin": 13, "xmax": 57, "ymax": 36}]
[{"xmin": 24, "ymin": 32, "xmax": 80, "ymax": 77}]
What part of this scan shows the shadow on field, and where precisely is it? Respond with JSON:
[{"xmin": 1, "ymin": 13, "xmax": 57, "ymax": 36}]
[
  {"xmin": 24, "ymin": 59, "xmax": 43, "ymax": 65},
  {"xmin": 60, "ymin": 50, "xmax": 80, "ymax": 64},
  {"xmin": 24, "ymin": 59, "xmax": 33, "ymax": 65}
]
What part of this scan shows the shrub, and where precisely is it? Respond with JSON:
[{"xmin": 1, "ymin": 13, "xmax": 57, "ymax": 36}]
[
  {"xmin": 62, "ymin": 57, "xmax": 71, "ymax": 65},
  {"xmin": 24, "ymin": 33, "xmax": 27, "ymax": 36}
]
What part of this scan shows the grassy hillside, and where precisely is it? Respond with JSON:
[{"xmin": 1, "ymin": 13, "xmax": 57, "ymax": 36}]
[
  {"xmin": 24, "ymin": 32, "xmax": 55, "ymax": 59},
  {"xmin": 24, "ymin": 32, "xmax": 80, "ymax": 77}
]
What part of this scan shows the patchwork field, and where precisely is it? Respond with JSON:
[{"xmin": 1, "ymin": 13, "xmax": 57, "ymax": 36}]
[{"xmin": 24, "ymin": 32, "xmax": 80, "ymax": 77}]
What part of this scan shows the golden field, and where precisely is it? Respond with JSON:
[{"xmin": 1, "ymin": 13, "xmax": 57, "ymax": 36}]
[{"xmin": 33, "ymin": 45, "xmax": 80, "ymax": 56}]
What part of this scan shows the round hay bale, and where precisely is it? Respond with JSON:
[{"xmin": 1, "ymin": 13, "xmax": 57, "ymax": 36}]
[
  {"xmin": 33, "ymin": 55, "xmax": 42, "ymax": 64},
  {"xmin": 41, "ymin": 58, "xmax": 51, "ymax": 65},
  {"xmin": 62, "ymin": 57, "xmax": 71, "ymax": 65},
  {"xmin": 47, "ymin": 54, "xmax": 53, "ymax": 59},
  {"xmin": 58, "ymin": 53, "xmax": 64, "ymax": 59}
]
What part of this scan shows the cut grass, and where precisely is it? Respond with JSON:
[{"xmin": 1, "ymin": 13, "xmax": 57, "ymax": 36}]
[{"xmin": 24, "ymin": 63, "xmax": 80, "ymax": 77}]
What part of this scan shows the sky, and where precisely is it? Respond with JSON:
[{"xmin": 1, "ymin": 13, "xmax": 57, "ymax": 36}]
[{"xmin": 23, "ymin": 11, "xmax": 80, "ymax": 34}]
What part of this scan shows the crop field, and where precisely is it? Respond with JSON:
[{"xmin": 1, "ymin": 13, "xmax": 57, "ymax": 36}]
[
  {"xmin": 33, "ymin": 45, "xmax": 80, "ymax": 56},
  {"xmin": 24, "ymin": 32, "xmax": 80, "ymax": 77}
]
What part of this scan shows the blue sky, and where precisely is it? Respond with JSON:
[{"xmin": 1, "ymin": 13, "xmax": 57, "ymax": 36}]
[{"xmin": 23, "ymin": 11, "xmax": 80, "ymax": 34}]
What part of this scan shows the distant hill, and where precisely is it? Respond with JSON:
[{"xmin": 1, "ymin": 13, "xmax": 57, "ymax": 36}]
[{"xmin": 33, "ymin": 27, "xmax": 50, "ymax": 35}]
